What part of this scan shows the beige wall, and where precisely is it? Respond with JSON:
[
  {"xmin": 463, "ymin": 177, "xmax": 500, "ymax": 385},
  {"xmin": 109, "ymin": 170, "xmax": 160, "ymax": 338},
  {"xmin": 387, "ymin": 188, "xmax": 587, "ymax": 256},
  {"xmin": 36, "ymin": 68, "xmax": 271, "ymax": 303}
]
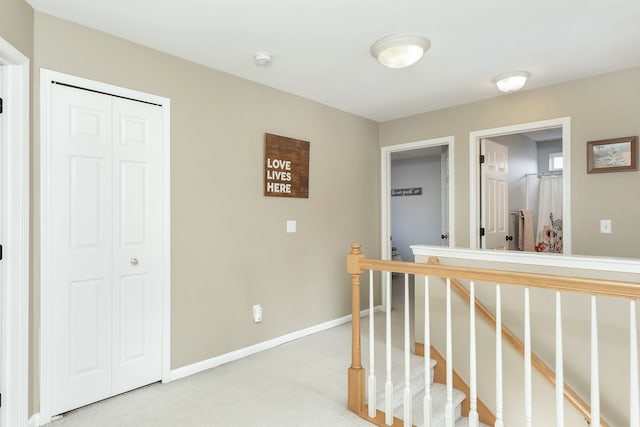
[
  {"xmin": 0, "ymin": 0, "xmax": 33, "ymax": 59},
  {"xmin": 380, "ymin": 68, "xmax": 640, "ymax": 258},
  {"xmin": 31, "ymin": 11, "xmax": 379, "ymax": 413}
]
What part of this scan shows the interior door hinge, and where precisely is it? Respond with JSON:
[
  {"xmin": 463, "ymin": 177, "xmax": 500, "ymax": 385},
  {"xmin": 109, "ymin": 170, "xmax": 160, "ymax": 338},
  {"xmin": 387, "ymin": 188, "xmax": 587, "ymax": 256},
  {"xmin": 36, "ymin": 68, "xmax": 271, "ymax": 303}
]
[
  {"xmin": 0, "ymin": 97, "xmax": 3, "ymax": 114},
  {"xmin": 479, "ymin": 227, "xmax": 485, "ymax": 237},
  {"xmin": 0, "ymin": 244, "xmax": 3, "ymax": 260},
  {"xmin": 479, "ymin": 154, "xmax": 485, "ymax": 164}
]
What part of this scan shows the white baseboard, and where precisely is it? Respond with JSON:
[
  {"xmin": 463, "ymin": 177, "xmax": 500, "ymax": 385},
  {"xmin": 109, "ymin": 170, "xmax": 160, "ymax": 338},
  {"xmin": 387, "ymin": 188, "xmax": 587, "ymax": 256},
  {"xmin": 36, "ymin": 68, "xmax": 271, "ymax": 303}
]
[{"xmin": 168, "ymin": 306, "xmax": 382, "ymax": 382}]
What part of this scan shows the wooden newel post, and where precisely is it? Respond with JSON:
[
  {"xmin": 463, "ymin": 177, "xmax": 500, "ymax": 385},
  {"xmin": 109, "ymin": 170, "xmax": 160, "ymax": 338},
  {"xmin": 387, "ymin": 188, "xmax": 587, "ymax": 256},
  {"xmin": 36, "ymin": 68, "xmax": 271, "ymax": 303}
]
[{"xmin": 347, "ymin": 243, "xmax": 365, "ymax": 413}]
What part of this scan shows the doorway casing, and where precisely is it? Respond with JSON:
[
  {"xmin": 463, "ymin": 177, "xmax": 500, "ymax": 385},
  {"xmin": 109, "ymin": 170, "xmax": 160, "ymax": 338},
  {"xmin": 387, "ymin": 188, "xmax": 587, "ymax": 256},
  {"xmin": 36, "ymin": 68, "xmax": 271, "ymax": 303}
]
[
  {"xmin": 380, "ymin": 137, "xmax": 455, "ymax": 307},
  {"xmin": 0, "ymin": 36, "xmax": 30, "ymax": 427},
  {"xmin": 381, "ymin": 137, "xmax": 455, "ymax": 260},
  {"xmin": 468, "ymin": 117, "xmax": 571, "ymax": 254},
  {"xmin": 39, "ymin": 69, "xmax": 171, "ymax": 425}
]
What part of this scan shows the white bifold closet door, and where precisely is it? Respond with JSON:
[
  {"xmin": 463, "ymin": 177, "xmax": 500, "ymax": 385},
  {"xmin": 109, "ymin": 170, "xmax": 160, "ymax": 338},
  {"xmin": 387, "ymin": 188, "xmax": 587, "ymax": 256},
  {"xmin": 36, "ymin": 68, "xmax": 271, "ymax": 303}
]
[{"xmin": 49, "ymin": 83, "xmax": 163, "ymax": 416}]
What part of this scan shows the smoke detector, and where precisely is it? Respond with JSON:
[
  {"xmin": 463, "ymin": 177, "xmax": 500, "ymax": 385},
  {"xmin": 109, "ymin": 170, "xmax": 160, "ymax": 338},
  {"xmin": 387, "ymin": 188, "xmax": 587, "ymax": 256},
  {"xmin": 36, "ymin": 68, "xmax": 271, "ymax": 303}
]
[{"xmin": 254, "ymin": 52, "xmax": 272, "ymax": 66}]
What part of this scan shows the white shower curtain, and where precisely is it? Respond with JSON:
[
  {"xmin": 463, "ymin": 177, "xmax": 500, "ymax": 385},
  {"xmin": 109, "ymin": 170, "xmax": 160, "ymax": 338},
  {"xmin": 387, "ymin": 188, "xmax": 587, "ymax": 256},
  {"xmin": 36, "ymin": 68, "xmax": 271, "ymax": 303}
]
[{"xmin": 536, "ymin": 175, "xmax": 563, "ymax": 253}]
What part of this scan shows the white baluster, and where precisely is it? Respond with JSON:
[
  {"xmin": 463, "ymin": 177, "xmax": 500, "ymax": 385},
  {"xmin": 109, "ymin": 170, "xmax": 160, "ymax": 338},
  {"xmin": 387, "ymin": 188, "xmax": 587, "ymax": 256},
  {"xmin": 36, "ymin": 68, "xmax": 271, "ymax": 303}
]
[
  {"xmin": 368, "ymin": 269, "xmax": 376, "ymax": 418},
  {"xmin": 424, "ymin": 276, "xmax": 432, "ymax": 427},
  {"xmin": 469, "ymin": 281, "xmax": 479, "ymax": 427},
  {"xmin": 630, "ymin": 300, "xmax": 639, "ymax": 427},
  {"xmin": 445, "ymin": 278, "xmax": 454, "ymax": 427},
  {"xmin": 495, "ymin": 284, "xmax": 504, "ymax": 427},
  {"xmin": 555, "ymin": 291, "xmax": 565, "ymax": 427},
  {"xmin": 385, "ymin": 271, "xmax": 394, "ymax": 426},
  {"xmin": 524, "ymin": 287, "xmax": 532, "ymax": 427},
  {"xmin": 591, "ymin": 295, "xmax": 600, "ymax": 427},
  {"xmin": 403, "ymin": 274, "xmax": 412, "ymax": 427}
]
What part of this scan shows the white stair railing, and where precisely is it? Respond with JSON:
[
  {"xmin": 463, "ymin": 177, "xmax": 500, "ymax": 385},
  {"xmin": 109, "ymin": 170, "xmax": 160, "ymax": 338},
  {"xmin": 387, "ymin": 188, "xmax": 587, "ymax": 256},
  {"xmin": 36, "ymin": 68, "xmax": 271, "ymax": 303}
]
[
  {"xmin": 403, "ymin": 274, "xmax": 412, "ymax": 427},
  {"xmin": 469, "ymin": 281, "xmax": 479, "ymax": 427},
  {"xmin": 424, "ymin": 276, "xmax": 432, "ymax": 427},
  {"xmin": 630, "ymin": 300, "xmax": 639, "ymax": 427},
  {"xmin": 368, "ymin": 269, "xmax": 376, "ymax": 418},
  {"xmin": 495, "ymin": 285, "xmax": 504, "ymax": 427},
  {"xmin": 555, "ymin": 291, "xmax": 565, "ymax": 427},
  {"xmin": 445, "ymin": 278, "xmax": 454, "ymax": 427},
  {"xmin": 590, "ymin": 296, "xmax": 600, "ymax": 425},
  {"xmin": 524, "ymin": 287, "xmax": 532, "ymax": 427},
  {"xmin": 385, "ymin": 271, "xmax": 393, "ymax": 426},
  {"xmin": 347, "ymin": 243, "xmax": 640, "ymax": 427}
]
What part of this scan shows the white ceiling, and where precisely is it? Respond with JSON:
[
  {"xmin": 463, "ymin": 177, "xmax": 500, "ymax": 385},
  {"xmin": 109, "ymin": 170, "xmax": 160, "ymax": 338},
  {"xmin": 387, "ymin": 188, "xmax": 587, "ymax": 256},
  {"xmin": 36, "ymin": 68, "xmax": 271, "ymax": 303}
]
[{"xmin": 26, "ymin": 0, "xmax": 640, "ymax": 122}]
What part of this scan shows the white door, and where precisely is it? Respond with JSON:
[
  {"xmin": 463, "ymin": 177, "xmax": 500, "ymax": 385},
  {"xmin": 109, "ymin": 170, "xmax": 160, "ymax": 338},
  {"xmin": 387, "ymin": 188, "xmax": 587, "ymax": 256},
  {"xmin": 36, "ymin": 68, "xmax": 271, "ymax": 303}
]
[
  {"xmin": 49, "ymin": 83, "xmax": 162, "ymax": 415},
  {"xmin": 480, "ymin": 138, "xmax": 509, "ymax": 250}
]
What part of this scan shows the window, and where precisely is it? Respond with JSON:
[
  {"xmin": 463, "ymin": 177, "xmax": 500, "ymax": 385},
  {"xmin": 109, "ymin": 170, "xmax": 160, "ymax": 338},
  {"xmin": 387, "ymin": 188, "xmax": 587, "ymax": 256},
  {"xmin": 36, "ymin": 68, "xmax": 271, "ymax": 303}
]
[{"xmin": 549, "ymin": 152, "xmax": 563, "ymax": 171}]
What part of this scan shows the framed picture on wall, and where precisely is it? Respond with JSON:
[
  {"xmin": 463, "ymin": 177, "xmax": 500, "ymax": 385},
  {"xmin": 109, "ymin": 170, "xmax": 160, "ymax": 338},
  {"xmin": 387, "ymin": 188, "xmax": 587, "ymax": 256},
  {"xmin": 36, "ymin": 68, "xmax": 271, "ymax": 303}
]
[{"xmin": 587, "ymin": 136, "xmax": 638, "ymax": 173}]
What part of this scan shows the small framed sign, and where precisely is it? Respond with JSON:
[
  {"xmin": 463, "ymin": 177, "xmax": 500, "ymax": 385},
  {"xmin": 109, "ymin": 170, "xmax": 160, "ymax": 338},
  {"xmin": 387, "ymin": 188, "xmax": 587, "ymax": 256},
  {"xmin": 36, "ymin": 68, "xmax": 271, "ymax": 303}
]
[
  {"xmin": 587, "ymin": 136, "xmax": 638, "ymax": 173},
  {"xmin": 264, "ymin": 133, "xmax": 310, "ymax": 198},
  {"xmin": 391, "ymin": 187, "xmax": 422, "ymax": 196}
]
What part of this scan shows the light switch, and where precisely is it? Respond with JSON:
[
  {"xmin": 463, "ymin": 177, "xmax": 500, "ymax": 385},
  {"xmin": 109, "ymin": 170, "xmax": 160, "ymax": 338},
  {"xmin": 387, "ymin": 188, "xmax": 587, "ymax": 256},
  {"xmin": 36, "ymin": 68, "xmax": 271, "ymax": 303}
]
[
  {"xmin": 600, "ymin": 219, "xmax": 612, "ymax": 234},
  {"xmin": 286, "ymin": 220, "xmax": 297, "ymax": 233}
]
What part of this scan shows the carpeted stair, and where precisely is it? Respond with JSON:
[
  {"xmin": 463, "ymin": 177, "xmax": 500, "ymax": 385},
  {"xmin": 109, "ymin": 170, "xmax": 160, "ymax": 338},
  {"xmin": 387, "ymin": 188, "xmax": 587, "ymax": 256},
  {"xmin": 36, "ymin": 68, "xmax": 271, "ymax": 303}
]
[{"xmin": 363, "ymin": 341, "xmax": 489, "ymax": 427}]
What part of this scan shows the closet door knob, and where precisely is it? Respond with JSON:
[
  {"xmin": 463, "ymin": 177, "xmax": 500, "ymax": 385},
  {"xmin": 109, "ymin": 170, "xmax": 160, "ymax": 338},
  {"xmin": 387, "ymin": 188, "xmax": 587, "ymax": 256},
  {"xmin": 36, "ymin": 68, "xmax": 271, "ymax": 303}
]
[{"xmin": 130, "ymin": 258, "xmax": 139, "ymax": 266}]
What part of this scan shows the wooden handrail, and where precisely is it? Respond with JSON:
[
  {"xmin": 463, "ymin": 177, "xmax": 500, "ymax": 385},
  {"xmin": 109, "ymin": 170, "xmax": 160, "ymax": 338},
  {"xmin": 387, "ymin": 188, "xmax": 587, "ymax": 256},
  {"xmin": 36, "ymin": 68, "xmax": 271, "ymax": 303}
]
[
  {"xmin": 355, "ymin": 255, "xmax": 640, "ymax": 299},
  {"xmin": 426, "ymin": 256, "xmax": 611, "ymax": 427},
  {"xmin": 346, "ymin": 243, "xmax": 635, "ymax": 426}
]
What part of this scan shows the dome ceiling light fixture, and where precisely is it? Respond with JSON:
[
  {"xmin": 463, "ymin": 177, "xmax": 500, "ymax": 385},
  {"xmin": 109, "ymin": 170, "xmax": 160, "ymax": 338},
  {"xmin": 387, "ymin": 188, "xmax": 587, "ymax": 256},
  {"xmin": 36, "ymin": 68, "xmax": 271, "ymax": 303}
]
[
  {"xmin": 494, "ymin": 71, "xmax": 530, "ymax": 93},
  {"xmin": 254, "ymin": 52, "xmax": 272, "ymax": 66},
  {"xmin": 370, "ymin": 34, "xmax": 431, "ymax": 69}
]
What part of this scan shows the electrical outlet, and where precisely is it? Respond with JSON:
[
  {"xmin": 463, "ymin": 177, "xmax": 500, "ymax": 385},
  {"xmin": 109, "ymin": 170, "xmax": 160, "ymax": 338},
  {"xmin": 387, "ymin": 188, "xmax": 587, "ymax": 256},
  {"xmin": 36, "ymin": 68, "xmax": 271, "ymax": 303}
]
[
  {"xmin": 252, "ymin": 304, "xmax": 263, "ymax": 322},
  {"xmin": 600, "ymin": 219, "xmax": 612, "ymax": 234}
]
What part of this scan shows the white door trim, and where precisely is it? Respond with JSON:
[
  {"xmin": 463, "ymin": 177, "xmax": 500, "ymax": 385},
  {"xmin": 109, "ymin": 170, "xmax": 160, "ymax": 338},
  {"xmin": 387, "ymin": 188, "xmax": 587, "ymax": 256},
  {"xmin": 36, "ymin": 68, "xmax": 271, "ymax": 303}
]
[
  {"xmin": 469, "ymin": 117, "xmax": 571, "ymax": 254},
  {"xmin": 39, "ymin": 69, "xmax": 171, "ymax": 424},
  {"xmin": 381, "ymin": 136, "xmax": 456, "ymax": 260},
  {"xmin": 0, "ymin": 37, "xmax": 30, "ymax": 427}
]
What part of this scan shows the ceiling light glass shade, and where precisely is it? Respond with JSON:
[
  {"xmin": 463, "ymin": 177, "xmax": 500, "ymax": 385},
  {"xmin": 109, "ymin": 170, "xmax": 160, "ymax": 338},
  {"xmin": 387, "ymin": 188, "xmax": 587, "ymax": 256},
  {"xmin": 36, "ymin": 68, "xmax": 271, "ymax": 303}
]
[
  {"xmin": 494, "ymin": 71, "xmax": 529, "ymax": 93},
  {"xmin": 370, "ymin": 34, "xmax": 431, "ymax": 69}
]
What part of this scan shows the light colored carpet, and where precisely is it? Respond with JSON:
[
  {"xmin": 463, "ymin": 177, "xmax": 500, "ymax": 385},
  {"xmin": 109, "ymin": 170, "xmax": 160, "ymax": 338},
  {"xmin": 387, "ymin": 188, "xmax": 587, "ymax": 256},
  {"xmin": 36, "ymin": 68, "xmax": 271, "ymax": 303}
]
[
  {"xmin": 48, "ymin": 278, "xmax": 470, "ymax": 427},
  {"xmin": 48, "ymin": 317, "xmax": 374, "ymax": 427}
]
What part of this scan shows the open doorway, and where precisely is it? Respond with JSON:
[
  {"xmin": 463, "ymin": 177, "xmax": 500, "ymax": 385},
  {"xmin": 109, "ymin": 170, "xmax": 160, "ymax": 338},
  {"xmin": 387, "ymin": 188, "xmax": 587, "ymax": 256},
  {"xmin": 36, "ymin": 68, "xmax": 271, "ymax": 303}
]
[
  {"xmin": 381, "ymin": 137, "xmax": 455, "ymax": 261},
  {"xmin": 381, "ymin": 137, "xmax": 454, "ymax": 311},
  {"xmin": 390, "ymin": 146, "xmax": 449, "ymax": 262},
  {"xmin": 469, "ymin": 117, "xmax": 571, "ymax": 254}
]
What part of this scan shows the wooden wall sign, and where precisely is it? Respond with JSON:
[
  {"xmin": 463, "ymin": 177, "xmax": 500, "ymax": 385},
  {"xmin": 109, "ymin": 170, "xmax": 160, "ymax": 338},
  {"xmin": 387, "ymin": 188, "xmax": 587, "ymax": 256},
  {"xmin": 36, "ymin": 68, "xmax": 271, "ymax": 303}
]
[{"xmin": 264, "ymin": 133, "xmax": 310, "ymax": 198}]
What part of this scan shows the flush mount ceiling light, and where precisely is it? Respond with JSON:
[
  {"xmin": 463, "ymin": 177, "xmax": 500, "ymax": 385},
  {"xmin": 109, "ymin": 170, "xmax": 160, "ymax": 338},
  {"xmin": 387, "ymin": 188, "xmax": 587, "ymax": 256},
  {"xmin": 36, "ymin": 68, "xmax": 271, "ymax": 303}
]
[
  {"xmin": 494, "ymin": 71, "xmax": 530, "ymax": 93},
  {"xmin": 370, "ymin": 34, "xmax": 431, "ymax": 69},
  {"xmin": 254, "ymin": 52, "xmax": 272, "ymax": 66}
]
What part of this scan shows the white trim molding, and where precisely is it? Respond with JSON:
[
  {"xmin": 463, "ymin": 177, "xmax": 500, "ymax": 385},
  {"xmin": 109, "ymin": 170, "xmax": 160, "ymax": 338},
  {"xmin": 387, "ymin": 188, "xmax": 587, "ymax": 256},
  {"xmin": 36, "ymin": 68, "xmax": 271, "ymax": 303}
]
[
  {"xmin": 169, "ymin": 307, "xmax": 382, "ymax": 382},
  {"xmin": 469, "ymin": 117, "xmax": 571, "ymax": 254},
  {"xmin": 39, "ymin": 69, "xmax": 171, "ymax": 425},
  {"xmin": 0, "ymin": 36, "xmax": 30, "ymax": 427},
  {"xmin": 412, "ymin": 244, "xmax": 640, "ymax": 274},
  {"xmin": 381, "ymin": 137, "xmax": 456, "ymax": 260}
]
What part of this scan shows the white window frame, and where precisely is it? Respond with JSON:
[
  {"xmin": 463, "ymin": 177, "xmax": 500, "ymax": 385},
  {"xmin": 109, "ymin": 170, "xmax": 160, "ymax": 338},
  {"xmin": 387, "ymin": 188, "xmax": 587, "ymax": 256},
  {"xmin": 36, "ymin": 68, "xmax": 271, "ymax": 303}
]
[{"xmin": 549, "ymin": 151, "xmax": 563, "ymax": 171}]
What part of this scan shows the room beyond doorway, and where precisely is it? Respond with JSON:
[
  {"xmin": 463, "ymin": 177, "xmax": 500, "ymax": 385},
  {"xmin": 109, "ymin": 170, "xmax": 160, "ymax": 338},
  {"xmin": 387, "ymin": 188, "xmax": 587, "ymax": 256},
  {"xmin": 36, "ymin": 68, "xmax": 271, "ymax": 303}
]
[
  {"xmin": 469, "ymin": 117, "xmax": 572, "ymax": 254},
  {"xmin": 381, "ymin": 137, "xmax": 455, "ymax": 262}
]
